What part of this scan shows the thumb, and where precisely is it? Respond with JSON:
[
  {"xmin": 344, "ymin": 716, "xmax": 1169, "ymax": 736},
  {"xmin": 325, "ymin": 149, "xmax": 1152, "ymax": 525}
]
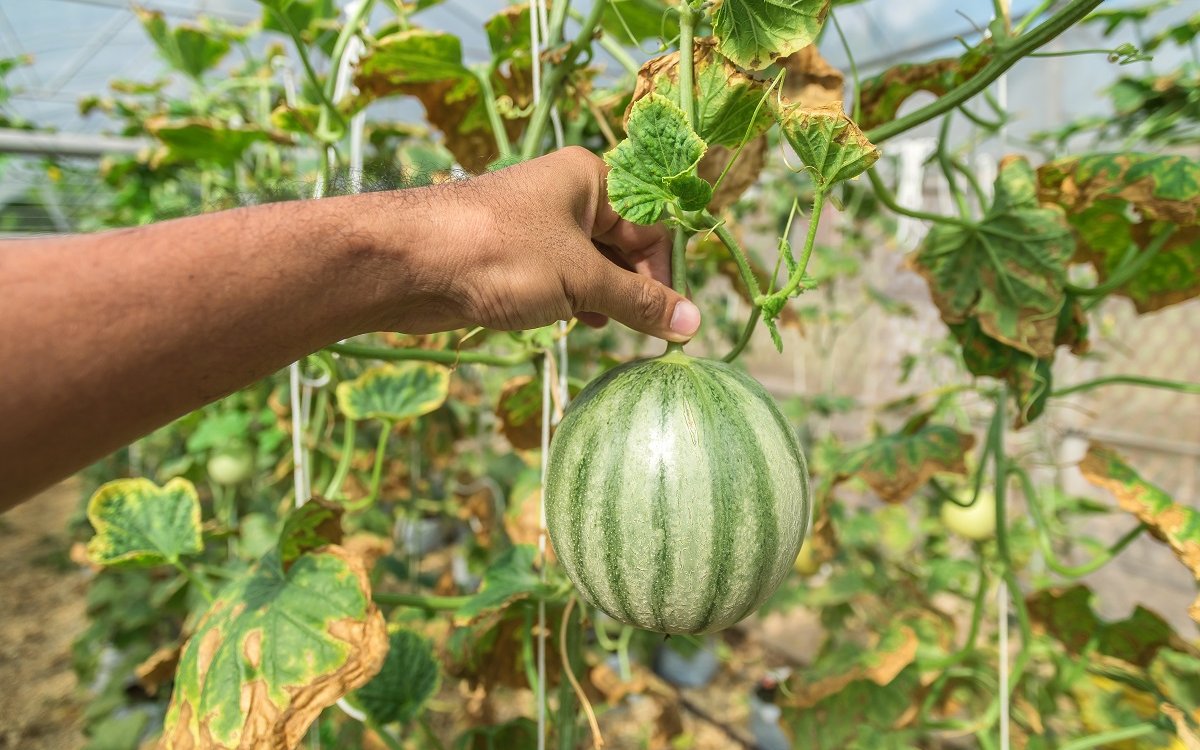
[{"xmin": 576, "ymin": 261, "xmax": 701, "ymax": 343}]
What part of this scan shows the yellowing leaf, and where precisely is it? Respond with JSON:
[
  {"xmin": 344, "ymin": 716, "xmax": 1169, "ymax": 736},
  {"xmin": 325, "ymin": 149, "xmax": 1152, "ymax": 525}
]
[
  {"xmin": 777, "ymin": 101, "xmax": 880, "ymax": 188},
  {"xmin": 1080, "ymin": 444, "xmax": 1200, "ymax": 624},
  {"xmin": 1038, "ymin": 153, "xmax": 1200, "ymax": 313},
  {"xmin": 912, "ymin": 157, "xmax": 1075, "ymax": 359},
  {"xmin": 86, "ymin": 478, "xmax": 203, "ymax": 567},
  {"xmin": 857, "ymin": 44, "xmax": 992, "ymax": 131},
  {"xmin": 353, "ymin": 28, "xmax": 531, "ymax": 172},
  {"xmin": 162, "ymin": 545, "xmax": 387, "ymax": 749},
  {"xmin": 786, "ymin": 625, "xmax": 919, "ymax": 708},
  {"xmin": 627, "ymin": 38, "xmax": 773, "ymax": 148},
  {"xmin": 842, "ymin": 423, "xmax": 975, "ymax": 504},
  {"xmin": 779, "ymin": 44, "xmax": 844, "ymax": 107},
  {"xmin": 712, "ymin": 0, "xmax": 831, "ymax": 71},
  {"xmin": 624, "ymin": 39, "xmax": 773, "ymax": 210},
  {"xmin": 336, "ymin": 363, "xmax": 451, "ymax": 423},
  {"xmin": 1025, "ymin": 585, "xmax": 1193, "ymax": 668},
  {"xmin": 604, "ymin": 94, "xmax": 709, "ymax": 225}
]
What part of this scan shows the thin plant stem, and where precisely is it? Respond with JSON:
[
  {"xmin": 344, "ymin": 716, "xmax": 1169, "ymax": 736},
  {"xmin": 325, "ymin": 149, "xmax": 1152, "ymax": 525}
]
[
  {"xmin": 937, "ymin": 114, "xmax": 973, "ymax": 219},
  {"xmin": 1059, "ymin": 724, "xmax": 1159, "ymax": 750},
  {"xmin": 1051, "ymin": 374, "xmax": 1200, "ymax": 398},
  {"xmin": 366, "ymin": 718, "xmax": 405, "ymax": 750},
  {"xmin": 371, "ymin": 591, "xmax": 470, "ymax": 610},
  {"xmin": 174, "ymin": 562, "xmax": 214, "ymax": 604},
  {"xmin": 676, "ymin": 3, "xmax": 698, "ymax": 127},
  {"xmin": 520, "ymin": 0, "xmax": 607, "ymax": 158},
  {"xmin": 991, "ymin": 388, "xmax": 1035, "ymax": 707},
  {"xmin": 265, "ymin": 5, "xmax": 347, "ymax": 137},
  {"xmin": 723, "ymin": 308, "xmax": 761, "ymax": 363},
  {"xmin": 866, "ymin": 0, "xmax": 1106, "ymax": 144},
  {"xmin": 921, "ymin": 552, "xmax": 988, "ymax": 670},
  {"xmin": 867, "ymin": 169, "xmax": 973, "ymax": 227},
  {"xmin": 472, "ymin": 65, "xmax": 513, "ymax": 158},
  {"xmin": 560, "ymin": 596, "xmax": 604, "ymax": 748},
  {"xmin": 327, "ymin": 342, "xmax": 534, "ymax": 367},
  {"xmin": 764, "ymin": 189, "xmax": 827, "ymax": 303},
  {"xmin": 712, "ymin": 70, "xmax": 783, "ymax": 195},
  {"xmin": 419, "ymin": 717, "xmax": 447, "ymax": 750},
  {"xmin": 671, "ymin": 226, "xmax": 689, "ymax": 295},
  {"xmin": 829, "ymin": 10, "xmax": 861, "ymax": 123},
  {"xmin": 324, "ymin": 419, "xmax": 357, "ymax": 499},
  {"xmin": 597, "ymin": 30, "xmax": 642, "ymax": 76},
  {"xmin": 704, "ymin": 212, "xmax": 761, "ymax": 300},
  {"xmin": 1012, "ymin": 0, "xmax": 1056, "ymax": 36},
  {"xmin": 1066, "ymin": 226, "xmax": 1175, "ymax": 297},
  {"xmin": 1012, "ymin": 465, "xmax": 1146, "ymax": 577}
]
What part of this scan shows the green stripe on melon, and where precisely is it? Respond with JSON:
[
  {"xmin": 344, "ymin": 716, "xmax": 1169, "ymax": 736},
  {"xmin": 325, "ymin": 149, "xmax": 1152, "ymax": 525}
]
[{"xmin": 545, "ymin": 350, "xmax": 810, "ymax": 634}]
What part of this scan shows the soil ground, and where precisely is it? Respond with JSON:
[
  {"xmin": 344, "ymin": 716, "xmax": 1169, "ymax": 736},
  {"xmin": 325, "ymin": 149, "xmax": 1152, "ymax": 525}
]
[{"xmin": 0, "ymin": 481, "xmax": 87, "ymax": 750}]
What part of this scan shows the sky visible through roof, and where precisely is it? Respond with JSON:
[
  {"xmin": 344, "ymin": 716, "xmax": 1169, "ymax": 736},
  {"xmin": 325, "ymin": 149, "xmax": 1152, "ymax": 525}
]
[{"xmin": 1, "ymin": 0, "xmax": 1190, "ymax": 140}]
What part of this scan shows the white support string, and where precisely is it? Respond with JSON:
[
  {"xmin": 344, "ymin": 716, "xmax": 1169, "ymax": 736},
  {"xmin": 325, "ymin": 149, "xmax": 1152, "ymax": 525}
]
[
  {"xmin": 530, "ymin": 2, "xmax": 570, "ymax": 747},
  {"xmin": 996, "ymin": 4, "xmax": 1011, "ymax": 747},
  {"xmin": 893, "ymin": 138, "xmax": 937, "ymax": 250},
  {"xmin": 530, "ymin": 3, "xmax": 549, "ymax": 747}
]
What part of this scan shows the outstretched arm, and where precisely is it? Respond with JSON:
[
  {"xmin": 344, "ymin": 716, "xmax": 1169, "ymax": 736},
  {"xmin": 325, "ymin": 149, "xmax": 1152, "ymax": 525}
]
[{"xmin": 0, "ymin": 148, "xmax": 701, "ymax": 509}]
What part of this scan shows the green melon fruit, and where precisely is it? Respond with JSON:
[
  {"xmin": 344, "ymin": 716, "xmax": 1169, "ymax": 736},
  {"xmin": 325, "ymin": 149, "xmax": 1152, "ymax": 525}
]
[{"xmin": 545, "ymin": 350, "xmax": 810, "ymax": 634}]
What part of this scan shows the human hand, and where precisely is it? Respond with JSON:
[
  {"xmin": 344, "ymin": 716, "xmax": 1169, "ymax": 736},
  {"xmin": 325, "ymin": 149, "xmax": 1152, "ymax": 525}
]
[{"xmin": 375, "ymin": 147, "xmax": 701, "ymax": 342}]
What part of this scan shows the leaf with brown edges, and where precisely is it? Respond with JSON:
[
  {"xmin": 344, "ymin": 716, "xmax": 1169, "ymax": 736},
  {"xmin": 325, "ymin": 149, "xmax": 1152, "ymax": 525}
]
[{"xmin": 1080, "ymin": 444, "xmax": 1200, "ymax": 624}]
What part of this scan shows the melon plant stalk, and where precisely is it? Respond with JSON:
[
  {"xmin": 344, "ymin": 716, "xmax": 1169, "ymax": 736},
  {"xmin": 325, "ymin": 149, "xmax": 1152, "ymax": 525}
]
[{"xmin": 545, "ymin": 349, "xmax": 810, "ymax": 634}]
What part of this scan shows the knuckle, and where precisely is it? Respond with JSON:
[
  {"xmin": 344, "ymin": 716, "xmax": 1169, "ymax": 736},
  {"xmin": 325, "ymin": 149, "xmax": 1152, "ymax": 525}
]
[{"xmin": 634, "ymin": 283, "xmax": 667, "ymax": 322}]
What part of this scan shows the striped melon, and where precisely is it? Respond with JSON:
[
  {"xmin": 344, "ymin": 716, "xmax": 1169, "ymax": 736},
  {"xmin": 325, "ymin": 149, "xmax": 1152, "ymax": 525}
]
[{"xmin": 545, "ymin": 349, "xmax": 810, "ymax": 634}]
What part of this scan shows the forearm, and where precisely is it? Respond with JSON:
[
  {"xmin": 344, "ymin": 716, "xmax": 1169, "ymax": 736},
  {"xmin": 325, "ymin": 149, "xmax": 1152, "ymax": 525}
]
[
  {"xmin": 0, "ymin": 148, "xmax": 697, "ymax": 510},
  {"xmin": 0, "ymin": 191, "xmax": 448, "ymax": 508}
]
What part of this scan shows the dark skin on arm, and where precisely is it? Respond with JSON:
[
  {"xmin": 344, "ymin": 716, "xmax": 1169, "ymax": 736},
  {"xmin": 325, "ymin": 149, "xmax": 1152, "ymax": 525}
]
[{"xmin": 0, "ymin": 148, "xmax": 701, "ymax": 510}]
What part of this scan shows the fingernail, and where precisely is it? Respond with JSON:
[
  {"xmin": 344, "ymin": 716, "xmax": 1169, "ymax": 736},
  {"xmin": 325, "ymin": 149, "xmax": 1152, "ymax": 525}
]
[{"xmin": 669, "ymin": 300, "xmax": 701, "ymax": 337}]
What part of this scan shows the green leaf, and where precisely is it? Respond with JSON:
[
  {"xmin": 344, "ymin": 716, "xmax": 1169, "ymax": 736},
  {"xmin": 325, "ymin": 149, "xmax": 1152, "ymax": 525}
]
[
  {"xmin": 356, "ymin": 630, "xmax": 440, "ymax": 726},
  {"xmin": 1149, "ymin": 649, "xmax": 1200, "ymax": 730},
  {"xmin": 637, "ymin": 39, "xmax": 774, "ymax": 148},
  {"xmin": 454, "ymin": 545, "xmax": 554, "ymax": 626},
  {"xmin": 950, "ymin": 319, "xmax": 1054, "ymax": 428},
  {"xmin": 484, "ymin": 5, "xmax": 532, "ymax": 70},
  {"xmin": 147, "ymin": 116, "xmax": 272, "ymax": 166},
  {"xmin": 162, "ymin": 544, "xmax": 387, "ymax": 748},
  {"xmin": 356, "ymin": 28, "xmax": 471, "ymax": 87},
  {"xmin": 1082, "ymin": 1, "xmax": 1176, "ymax": 37},
  {"xmin": 664, "ymin": 172, "xmax": 714, "ymax": 210},
  {"xmin": 712, "ymin": 0, "xmax": 831, "ymax": 71},
  {"xmin": 454, "ymin": 717, "xmax": 539, "ymax": 750},
  {"xmin": 335, "ymin": 363, "xmax": 451, "ymax": 423},
  {"xmin": 353, "ymin": 29, "xmax": 514, "ymax": 173},
  {"xmin": 84, "ymin": 710, "xmax": 150, "ymax": 750},
  {"xmin": 261, "ymin": 0, "xmax": 338, "ymax": 56},
  {"xmin": 784, "ymin": 665, "xmax": 922, "ymax": 749},
  {"xmin": 1025, "ymin": 585, "xmax": 1187, "ymax": 667},
  {"xmin": 602, "ymin": 0, "xmax": 679, "ymax": 44},
  {"xmin": 777, "ymin": 101, "xmax": 880, "ymax": 188},
  {"xmin": 1037, "ymin": 152, "xmax": 1200, "ymax": 313},
  {"xmin": 1080, "ymin": 444, "xmax": 1200, "ymax": 624},
  {"xmin": 913, "ymin": 157, "xmax": 1075, "ymax": 359},
  {"xmin": 186, "ymin": 410, "xmax": 253, "ymax": 453},
  {"xmin": 841, "ymin": 423, "xmax": 974, "ymax": 504},
  {"xmin": 604, "ymin": 94, "xmax": 708, "ymax": 224},
  {"xmin": 86, "ymin": 478, "xmax": 203, "ymax": 568},
  {"xmin": 135, "ymin": 8, "xmax": 231, "ymax": 80},
  {"xmin": 278, "ymin": 498, "xmax": 344, "ymax": 566}
]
